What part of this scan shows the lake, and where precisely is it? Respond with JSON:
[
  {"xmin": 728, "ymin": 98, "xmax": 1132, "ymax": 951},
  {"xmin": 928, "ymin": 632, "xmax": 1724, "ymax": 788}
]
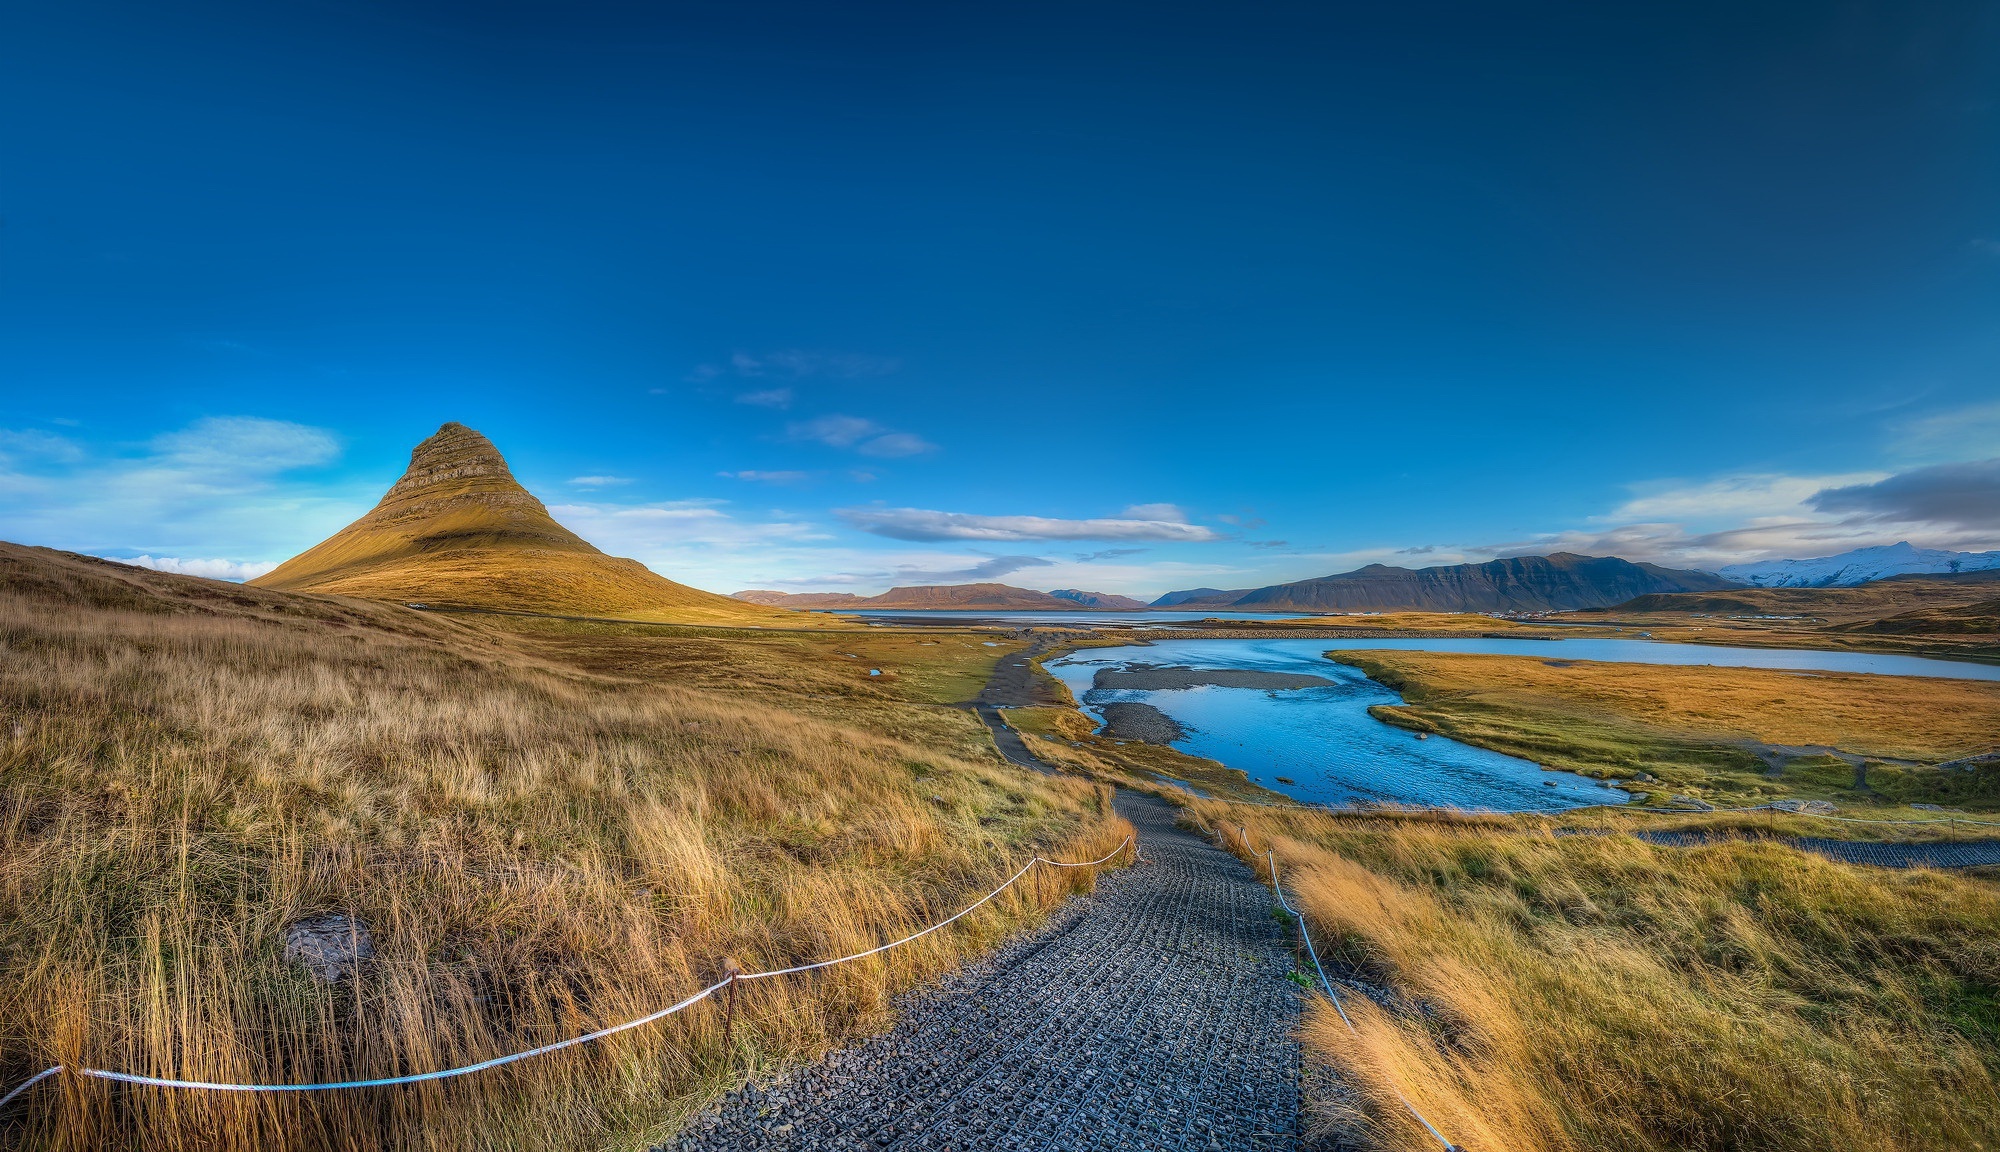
[{"xmin": 1044, "ymin": 637, "xmax": 2000, "ymax": 811}]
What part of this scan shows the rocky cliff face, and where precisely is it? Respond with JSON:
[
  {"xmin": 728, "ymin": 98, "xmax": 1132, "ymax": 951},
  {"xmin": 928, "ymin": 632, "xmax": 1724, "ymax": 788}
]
[
  {"xmin": 253, "ymin": 423, "xmax": 777, "ymax": 622},
  {"xmin": 1221, "ymin": 553, "xmax": 1738, "ymax": 613}
]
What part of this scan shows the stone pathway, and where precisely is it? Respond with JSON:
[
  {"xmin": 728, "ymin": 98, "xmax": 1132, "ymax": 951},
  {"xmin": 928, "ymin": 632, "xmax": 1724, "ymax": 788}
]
[
  {"xmin": 665, "ymin": 791, "xmax": 1307, "ymax": 1151},
  {"xmin": 1627, "ymin": 828, "xmax": 2000, "ymax": 868}
]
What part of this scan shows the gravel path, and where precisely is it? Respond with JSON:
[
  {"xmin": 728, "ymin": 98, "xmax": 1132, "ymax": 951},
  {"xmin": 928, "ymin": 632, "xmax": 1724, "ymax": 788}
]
[
  {"xmin": 665, "ymin": 791, "xmax": 1307, "ymax": 1151},
  {"xmin": 1628, "ymin": 828, "xmax": 2000, "ymax": 868}
]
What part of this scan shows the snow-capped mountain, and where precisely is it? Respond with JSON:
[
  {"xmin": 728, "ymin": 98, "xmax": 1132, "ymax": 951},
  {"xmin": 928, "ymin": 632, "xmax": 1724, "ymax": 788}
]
[{"xmin": 1718, "ymin": 542, "xmax": 2000, "ymax": 588}]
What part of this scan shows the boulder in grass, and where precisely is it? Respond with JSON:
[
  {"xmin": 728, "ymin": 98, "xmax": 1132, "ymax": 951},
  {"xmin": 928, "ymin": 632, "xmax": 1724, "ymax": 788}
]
[
  {"xmin": 1667, "ymin": 795, "xmax": 1715, "ymax": 812},
  {"xmin": 1767, "ymin": 799, "xmax": 1838, "ymax": 815},
  {"xmin": 284, "ymin": 914, "xmax": 375, "ymax": 982}
]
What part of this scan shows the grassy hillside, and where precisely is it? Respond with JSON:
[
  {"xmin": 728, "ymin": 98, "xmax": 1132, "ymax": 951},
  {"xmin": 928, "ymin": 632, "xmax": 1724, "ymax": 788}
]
[
  {"xmin": 1574, "ymin": 575, "xmax": 2000, "ymax": 662},
  {"xmin": 0, "ymin": 544, "xmax": 1126, "ymax": 1152},
  {"xmin": 1184, "ymin": 799, "xmax": 2000, "ymax": 1152},
  {"xmin": 1837, "ymin": 596, "xmax": 2000, "ymax": 638},
  {"xmin": 1337, "ymin": 650, "xmax": 2000, "ymax": 810}
]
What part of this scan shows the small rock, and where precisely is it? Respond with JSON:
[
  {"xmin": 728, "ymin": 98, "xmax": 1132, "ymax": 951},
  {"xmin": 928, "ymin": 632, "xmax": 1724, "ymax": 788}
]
[
  {"xmin": 283, "ymin": 914, "xmax": 374, "ymax": 982},
  {"xmin": 1767, "ymin": 799, "xmax": 1838, "ymax": 814},
  {"xmin": 1667, "ymin": 795, "xmax": 1715, "ymax": 812}
]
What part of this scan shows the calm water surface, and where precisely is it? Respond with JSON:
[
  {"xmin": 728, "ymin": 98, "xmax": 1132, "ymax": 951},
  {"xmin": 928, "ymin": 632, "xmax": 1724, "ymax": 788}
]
[{"xmin": 1045, "ymin": 637, "xmax": 2000, "ymax": 812}]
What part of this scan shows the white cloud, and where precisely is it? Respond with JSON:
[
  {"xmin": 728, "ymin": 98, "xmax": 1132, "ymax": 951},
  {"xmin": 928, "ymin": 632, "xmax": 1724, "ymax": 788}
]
[
  {"xmin": 785, "ymin": 415, "xmax": 937, "ymax": 458},
  {"xmin": 0, "ymin": 429, "xmax": 84, "ymax": 465},
  {"xmin": 694, "ymin": 350, "xmax": 901, "ymax": 381},
  {"xmin": 744, "ymin": 549, "xmax": 1256, "ymax": 599},
  {"xmin": 1466, "ymin": 459, "xmax": 2000, "ymax": 570},
  {"xmin": 1119, "ymin": 503, "xmax": 1190, "ymax": 522},
  {"xmin": 568, "ymin": 475, "xmax": 632, "ymax": 488},
  {"xmin": 0, "ymin": 416, "xmax": 366, "ymax": 564},
  {"xmin": 855, "ymin": 431, "xmax": 936, "ymax": 458},
  {"xmin": 1894, "ymin": 401, "xmax": 2000, "ymax": 464},
  {"xmin": 718, "ymin": 470, "xmax": 814, "ymax": 484},
  {"xmin": 107, "ymin": 555, "xmax": 279, "ymax": 582},
  {"xmin": 151, "ymin": 416, "xmax": 340, "ymax": 472},
  {"xmin": 1608, "ymin": 472, "xmax": 1886, "ymax": 523},
  {"xmin": 735, "ymin": 388, "xmax": 794, "ymax": 409},
  {"xmin": 789, "ymin": 415, "xmax": 879, "ymax": 447},
  {"xmin": 836, "ymin": 506, "xmax": 1224, "ymax": 543}
]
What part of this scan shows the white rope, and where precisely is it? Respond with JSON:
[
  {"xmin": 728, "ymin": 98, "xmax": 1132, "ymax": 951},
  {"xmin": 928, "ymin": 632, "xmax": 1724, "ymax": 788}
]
[
  {"xmin": 0, "ymin": 836, "xmax": 1131, "ymax": 1106},
  {"xmin": 1232, "ymin": 825, "xmax": 1461, "ymax": 1152}
]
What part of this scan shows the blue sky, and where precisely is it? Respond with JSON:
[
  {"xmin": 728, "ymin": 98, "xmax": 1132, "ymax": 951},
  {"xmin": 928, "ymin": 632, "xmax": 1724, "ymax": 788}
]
[{"xmin": 3, "ymin": 1, "xmax": 1997, "ymax": 595}]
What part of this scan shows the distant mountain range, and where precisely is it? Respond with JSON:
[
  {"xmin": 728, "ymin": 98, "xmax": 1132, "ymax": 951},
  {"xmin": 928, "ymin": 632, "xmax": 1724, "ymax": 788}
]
[
  {"xmin": 1152, "ymin": 553, "xmax": 1736, "ymax": 613},
  {"xmin": 732, "ymin": 583, "xmax": 1144, "ymax": 611},
  {"xmin": 740, "ymin": 555, "xmax": 1736, "ymax": 615},
  {"xmin": 1149, "ymin": 587, "xmax": 1252, "ymax": 609},
  {"xmin": 1048, "ymin": 588, "xmax": 1151, "ymax": 610},
  {"xmin": 733, "ymin": 546, "xmax": 2000, "ymax": 617},
  {"xmin": 1718, "ymin": 542, "xmax": 2000, "ymax": 588}
]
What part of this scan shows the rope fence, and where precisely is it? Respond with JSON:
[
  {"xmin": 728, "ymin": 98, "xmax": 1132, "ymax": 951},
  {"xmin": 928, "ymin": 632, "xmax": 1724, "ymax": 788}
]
[
  {"xmin": 0, "ymin": 836, "xmax": 1132, "ymax": 1112},
  {"xmin": 1231, "ymin": 824, "xmax": 1469, "ymax": 1152}
]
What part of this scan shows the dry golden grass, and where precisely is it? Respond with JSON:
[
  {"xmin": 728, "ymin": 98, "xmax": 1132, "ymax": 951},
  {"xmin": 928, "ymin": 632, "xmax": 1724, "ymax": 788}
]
[
  {"xmin": 0, "ymin": 546, "xmax": 1127, "ymax": 1152},
  {"xmin": 1185, "ymin": 799, "xmax": 2000, "ymax": 1152},
  {"xmin": 1348, "ymin": 651, "xmax": 2000, "ymax": 761},
  {"xmin": 1340, "ymin": 651, "xmax": 2000, "ymax": 808},
  {"xmin": 284, "ymin": 548, "xmax": 799, "ymax": 625}
]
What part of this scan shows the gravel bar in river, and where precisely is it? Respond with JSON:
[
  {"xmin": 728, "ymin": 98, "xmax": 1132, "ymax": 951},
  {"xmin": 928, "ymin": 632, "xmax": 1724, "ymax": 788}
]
[{"xmin": 1092, "ymin": 665, "xmax": 1336, "ymax": 692}]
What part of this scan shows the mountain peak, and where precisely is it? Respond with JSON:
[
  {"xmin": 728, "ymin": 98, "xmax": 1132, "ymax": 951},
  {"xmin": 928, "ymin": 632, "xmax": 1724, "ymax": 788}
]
[
  {"xmin": 396, "ymin": 422, "xmax": 517, "ymax": 491},
  {"xmin": 251, "ymin": 423, "xmax": 779, "ymax": 622},
  {"xmin": 367, "ymin": 422, "xmax": 566, "ymax": 540}
]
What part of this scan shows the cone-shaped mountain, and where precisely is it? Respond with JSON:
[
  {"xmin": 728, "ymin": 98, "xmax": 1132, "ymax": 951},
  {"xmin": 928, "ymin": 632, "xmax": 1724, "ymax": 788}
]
[{"xmin": 252, "ymin": 423, "xmax": 781, "ymax": 622}]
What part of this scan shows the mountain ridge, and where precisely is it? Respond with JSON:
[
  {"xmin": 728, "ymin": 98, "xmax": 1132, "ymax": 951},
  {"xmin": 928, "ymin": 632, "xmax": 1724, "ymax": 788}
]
[{"xmin": 1718, "ymin": 542, "xmax": 2000, "ymax": 588}]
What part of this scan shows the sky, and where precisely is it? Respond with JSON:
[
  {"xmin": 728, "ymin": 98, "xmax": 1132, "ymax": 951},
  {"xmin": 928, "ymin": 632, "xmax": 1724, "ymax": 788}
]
[{"xmin": 3, "ymin": 0, "xmax": 1998, "ymax": 597}]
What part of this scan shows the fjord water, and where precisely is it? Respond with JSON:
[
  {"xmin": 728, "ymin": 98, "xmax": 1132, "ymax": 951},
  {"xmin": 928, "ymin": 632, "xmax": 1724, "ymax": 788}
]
[{"xmin": 1046, "ymin": 637, "xmax": 2000, "ymax": 811}]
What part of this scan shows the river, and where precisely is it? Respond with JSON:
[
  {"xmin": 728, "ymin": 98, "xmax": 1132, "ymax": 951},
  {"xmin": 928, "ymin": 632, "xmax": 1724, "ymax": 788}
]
[{"xmin": 1044, "ymin": 637, "xmax": 1999, "ymax": 811}]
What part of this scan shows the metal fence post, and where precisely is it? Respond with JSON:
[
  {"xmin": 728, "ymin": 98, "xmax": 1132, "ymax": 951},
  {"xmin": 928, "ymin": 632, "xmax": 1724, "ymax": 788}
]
[{"xmin": 720, "ymin": 957, "xmax": 743, "ymax": 1052}]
